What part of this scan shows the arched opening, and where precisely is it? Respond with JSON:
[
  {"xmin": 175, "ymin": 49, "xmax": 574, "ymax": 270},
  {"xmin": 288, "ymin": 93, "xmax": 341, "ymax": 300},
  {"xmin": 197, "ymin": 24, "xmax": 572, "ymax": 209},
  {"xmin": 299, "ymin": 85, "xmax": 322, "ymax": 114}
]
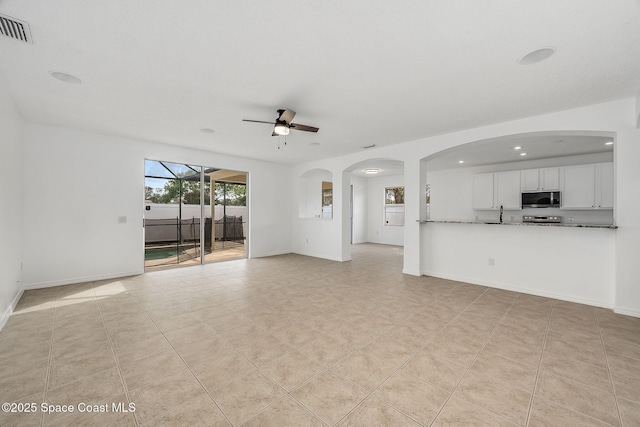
[
  {"xmin": 421, "ymin": 131, "xmax": 615, "ymax": 224},
  {"xmin": 342, "ymin": 158, "xmax": 405, "ymax": 267}
]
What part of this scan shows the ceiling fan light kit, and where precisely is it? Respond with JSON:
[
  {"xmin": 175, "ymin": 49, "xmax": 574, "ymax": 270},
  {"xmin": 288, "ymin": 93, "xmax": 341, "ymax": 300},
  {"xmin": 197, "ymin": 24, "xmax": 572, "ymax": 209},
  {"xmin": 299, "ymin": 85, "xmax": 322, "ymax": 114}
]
[
  {"xmin": 243, "ymin": 109, "xmax": 318, "ymax": 143},
  {"xmin": 274, "ymin": 122, "xmax": 290, "ymax": 136}
]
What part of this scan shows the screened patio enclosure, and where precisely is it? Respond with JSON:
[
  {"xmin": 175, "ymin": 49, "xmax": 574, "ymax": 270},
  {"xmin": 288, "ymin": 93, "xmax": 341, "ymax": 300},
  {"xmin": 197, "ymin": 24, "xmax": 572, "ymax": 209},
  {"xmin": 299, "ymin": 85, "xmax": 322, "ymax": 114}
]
[{"xmin": 144, "ymin": 159, "xmax": 247, "ymax": 271}]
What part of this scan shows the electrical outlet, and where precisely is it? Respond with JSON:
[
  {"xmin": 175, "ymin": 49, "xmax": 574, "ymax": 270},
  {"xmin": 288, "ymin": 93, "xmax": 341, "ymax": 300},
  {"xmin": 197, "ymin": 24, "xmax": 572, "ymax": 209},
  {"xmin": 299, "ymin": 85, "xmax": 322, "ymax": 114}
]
[
  {"xmin": 488, "ymin": 257, "xmax": 495, "ymax": 266},
  {"xmin": 118, "ymin": 216, "xmax": 127, "ymax": 224}
]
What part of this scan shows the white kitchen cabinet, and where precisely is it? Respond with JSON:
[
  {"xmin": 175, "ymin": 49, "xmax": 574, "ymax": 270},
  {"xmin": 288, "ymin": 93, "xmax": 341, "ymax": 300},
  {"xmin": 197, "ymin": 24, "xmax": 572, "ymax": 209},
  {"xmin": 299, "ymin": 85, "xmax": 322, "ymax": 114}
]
[
  {"xmin": 473, "ymin": 173, "xmax": 495, "ymax": 210},
  {"xmin": 596, "ymin": 162, "xmax": 614, "ymax": 209},
  {"xmin": 521, "ymin": 169, "xmax": 539, "ymax": 192},
  {"xmin": 521, "ymin": 167, "xmax": 559, "ymax": 191},
  {"xmin": 561, "ymin": 162, "xmax": 613, "ymax": 209},
  {"xmin": 496, "ymin": 171, "xmax": 521, "ymax": 209},
  {"xmin": 540, "ymin": 167, "xmax": 560, "ymax": 190},
  {"xmin": 473, "ymin": 171, "xmax": 520, "ymax": 210},
  {"xmin": 562, "ymin": 164, "xmax": 596, "ymax": 208}
]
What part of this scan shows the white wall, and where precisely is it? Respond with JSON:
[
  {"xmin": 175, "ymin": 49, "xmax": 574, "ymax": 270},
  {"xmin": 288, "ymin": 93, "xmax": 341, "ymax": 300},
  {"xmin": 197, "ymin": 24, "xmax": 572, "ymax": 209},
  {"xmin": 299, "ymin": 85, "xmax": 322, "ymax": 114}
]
[
  {"xmin": 427, "ymin": 152, "xmax": 614, "ymax": 224},
  {"xmin": 292, "ymin": 98, "xmax": 640, "ymax": 316},
  {"xmin": 22, "ymin": 123, "xmax": 292, "ymax": 288},
  {"xmin": 350, "ymin": 175, "xmax": 368, "ymax": 244},
  {"xmin": 0, "ymin": 76, "xmax": 24, "ymax": 330},
  {"xmin": 367, "ymin": 174, "xmax": 404, "ymax": 246},
  {"xmin": 423, "ymin": 223, "xmax": 616, "ymax": 307},
  {"xmin": 614, "ymin": 128, "xmax": 640, "ymax": 316},
  {"xmin": 298, "ymin": 169, "xmax": 332, "ymax": 219}
]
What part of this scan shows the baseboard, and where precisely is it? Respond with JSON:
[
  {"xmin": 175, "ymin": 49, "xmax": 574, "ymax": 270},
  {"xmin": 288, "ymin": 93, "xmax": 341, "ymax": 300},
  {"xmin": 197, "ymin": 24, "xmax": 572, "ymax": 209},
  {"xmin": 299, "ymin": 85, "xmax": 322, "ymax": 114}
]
[
  {"xmin": 421, "ymin": 270, "xmax": 613, "ymax": 309},
  {"xmin": 402, "ymin": 269, "xmax": 422, "ymax": 276},
  {"xmin": 292, "ymin": 250, "xmax": 347, "ymax": 262},
  {"xmin": 249, "ymin": 250, "xmax": 293, "ymax": 259},
  {"xmin": 0, "ymin": 283, "xmax": 25, "ymax": 332},
  {"xmin": 23, "ymin": 270, "xmax": 143, "ymax": 290},
  {"xmin": 613, "ymin": 306, "xmax": 640, "ymax": 318}
]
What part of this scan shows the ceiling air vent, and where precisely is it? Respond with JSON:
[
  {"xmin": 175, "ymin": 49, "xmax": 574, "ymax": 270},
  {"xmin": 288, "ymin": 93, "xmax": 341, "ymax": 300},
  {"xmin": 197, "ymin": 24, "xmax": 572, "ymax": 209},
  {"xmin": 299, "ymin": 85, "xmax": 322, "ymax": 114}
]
[{"xmin": 0, "ymin": 14, "xmax": 33, "ymax": 43}]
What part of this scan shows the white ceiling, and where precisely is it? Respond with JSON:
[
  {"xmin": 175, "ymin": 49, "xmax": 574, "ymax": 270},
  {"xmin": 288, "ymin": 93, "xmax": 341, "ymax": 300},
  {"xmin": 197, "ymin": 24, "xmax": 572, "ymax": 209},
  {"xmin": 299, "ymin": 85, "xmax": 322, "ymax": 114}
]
[{"xmin": 1, "ymin": 1, "xmax": 639, "ymax": 165}]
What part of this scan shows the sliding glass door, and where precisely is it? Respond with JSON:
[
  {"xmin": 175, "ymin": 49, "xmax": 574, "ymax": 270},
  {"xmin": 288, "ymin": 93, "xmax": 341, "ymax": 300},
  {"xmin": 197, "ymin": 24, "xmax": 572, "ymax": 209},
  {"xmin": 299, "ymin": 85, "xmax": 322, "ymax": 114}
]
[{"xmin": 144, "ymin": 160, "xmax": 247, "ymax": 271}]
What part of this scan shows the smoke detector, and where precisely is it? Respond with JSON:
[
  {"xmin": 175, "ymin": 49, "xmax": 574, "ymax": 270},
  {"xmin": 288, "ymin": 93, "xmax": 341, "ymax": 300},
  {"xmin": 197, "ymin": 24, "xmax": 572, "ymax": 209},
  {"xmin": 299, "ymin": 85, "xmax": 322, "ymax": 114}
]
[{"xmin": 0, "ymin": 13, "xmax": 33, "ymax": 43}]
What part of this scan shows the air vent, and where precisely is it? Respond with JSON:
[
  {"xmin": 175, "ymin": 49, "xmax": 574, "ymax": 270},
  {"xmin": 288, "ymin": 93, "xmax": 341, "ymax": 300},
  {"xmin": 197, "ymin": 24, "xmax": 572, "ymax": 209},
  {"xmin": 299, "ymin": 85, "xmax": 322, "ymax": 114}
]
[{"xmin": 0, "ymin": 14, "xmax": 33, "ymax": 43}]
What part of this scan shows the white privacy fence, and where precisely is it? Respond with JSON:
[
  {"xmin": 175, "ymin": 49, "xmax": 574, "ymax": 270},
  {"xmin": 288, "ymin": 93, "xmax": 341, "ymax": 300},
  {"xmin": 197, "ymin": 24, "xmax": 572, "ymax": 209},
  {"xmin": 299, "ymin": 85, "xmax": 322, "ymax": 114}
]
[
  {"xmin": 144, "ymin": 203, "xmax": 246, "ymax": 220},
  {"xmin": 144, "ymin": 203, "xmax": 247, "ymax": 245}
]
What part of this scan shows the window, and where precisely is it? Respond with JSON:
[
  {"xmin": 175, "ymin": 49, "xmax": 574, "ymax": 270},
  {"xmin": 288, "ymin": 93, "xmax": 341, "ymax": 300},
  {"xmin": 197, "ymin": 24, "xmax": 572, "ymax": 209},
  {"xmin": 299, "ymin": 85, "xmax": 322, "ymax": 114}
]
[
  {"xmin": 322, "ymin": 181, "xmax": 333, "ymax": 219},
  {"xmin": 384, "ymin": 186, "xmax": 405, "ymax": 226}
]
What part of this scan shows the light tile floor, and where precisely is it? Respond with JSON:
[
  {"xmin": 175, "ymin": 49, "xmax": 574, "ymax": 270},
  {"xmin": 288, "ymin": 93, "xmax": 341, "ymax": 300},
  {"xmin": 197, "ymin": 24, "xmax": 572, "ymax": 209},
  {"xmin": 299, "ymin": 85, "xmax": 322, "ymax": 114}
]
[{"xmin": 1, "ymin": 243, "xmax": 639, "ymax": 426}]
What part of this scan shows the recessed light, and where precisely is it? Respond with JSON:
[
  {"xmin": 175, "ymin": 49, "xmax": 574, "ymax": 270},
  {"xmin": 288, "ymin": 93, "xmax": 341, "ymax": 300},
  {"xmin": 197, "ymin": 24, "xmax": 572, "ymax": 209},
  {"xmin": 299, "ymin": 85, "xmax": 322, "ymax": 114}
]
[
  {"xmin": 458, "ymin": 160, "xmax": 464, "ymax": 164},
  {"xmin": 362, "ymin": 144, "xmax": 376, "ymax": 149},
  {"xmin": 200, "ymin": 128, "xmax": 215, "ymax": 133},
  {"xmin": 50, "ymin": 71, "xmax": 82, "ymax": 84},
  {"xmin": 518, "ymin": 47, "xmax": 555, "ymax": 65},
  {"xmin": 605, "ymin": 141, "xmax": 613, "ymax": 146},
  {"xmin": 513, "ymin": 146, "xmax": 522, "ymax": 150},
  {"xmin": 364, "ymin": 168, "xmax": 380, "ymax": 174},
  {"xmin": 520, "ymin": 152, "xmax": 527, "ymax": 156},
  {"xmin": 309, "ymin": 142, "xmax": 320, "ymax": 146}
]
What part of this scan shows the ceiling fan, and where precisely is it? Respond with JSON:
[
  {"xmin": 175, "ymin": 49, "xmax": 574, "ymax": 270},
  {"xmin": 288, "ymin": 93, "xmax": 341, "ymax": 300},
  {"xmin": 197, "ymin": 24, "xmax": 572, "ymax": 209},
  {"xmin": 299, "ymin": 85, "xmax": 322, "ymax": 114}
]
[{"xmin": 243, "ymin": 109, "xmax": 319, "ymax": 136}]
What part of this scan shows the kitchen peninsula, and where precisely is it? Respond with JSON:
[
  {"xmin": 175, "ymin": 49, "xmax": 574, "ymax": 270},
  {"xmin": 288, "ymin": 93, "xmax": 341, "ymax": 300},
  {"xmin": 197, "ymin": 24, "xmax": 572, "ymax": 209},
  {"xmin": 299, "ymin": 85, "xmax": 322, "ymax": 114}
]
[{"xmin": 422, "ymin": 141, "xmax": 616, "ymax": 310}]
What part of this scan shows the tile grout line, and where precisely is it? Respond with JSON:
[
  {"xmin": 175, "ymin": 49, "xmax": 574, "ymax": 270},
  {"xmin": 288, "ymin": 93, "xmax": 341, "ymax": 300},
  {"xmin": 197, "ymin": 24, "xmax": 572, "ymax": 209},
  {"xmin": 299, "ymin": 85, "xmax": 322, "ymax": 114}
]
[
  {"xmin": 41, "ymin": 293, "xmax": 58, "ymax": 427},
  {"xmin": 145, "ymin": 308, "xmax": 235, "ymax": 427},
  {"xmin": 595, "ymin": 310, "xmax": 624, "ymax": 426},
  {"xmin": 522, "ymin": 302, "xmax": 553, "ymax": 426},
  {"xmin": 424, "ymin": 290, "xmax": 522, "ymax": 427},
  {"xmin": 526, "ymin": 306, "xmax": 624, "ymax": 426},
  {"xmin": 95, "ymin": 285, "xmax": 139, "ymax": 427},
  {"xmin": 329, "ymin": 286, "xmax": 505, "ymax": 427}
]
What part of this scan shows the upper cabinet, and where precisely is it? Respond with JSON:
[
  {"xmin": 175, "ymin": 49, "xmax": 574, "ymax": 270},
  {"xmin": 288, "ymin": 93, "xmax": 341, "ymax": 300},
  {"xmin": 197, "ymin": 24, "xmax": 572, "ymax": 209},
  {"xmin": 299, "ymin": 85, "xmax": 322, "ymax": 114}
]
[
  {"xmin": 473, "ymin": 162, "xmax": 612, "ymax": 211},
  {"xmin": 521, "ymin": 167, "xmax": 559, "ymax": 192},
  {"xmin": 472, "ymin": 171, "xmax": 520, "ymax": 210},
  {"xmin": 561, "ymin": 162, "xmax": 613, "ymax": 209},
  {"xmin": 540, "ymin": 168, "xmax": 560, "ymax": 191},
  {"xmin": 472, "ymin": 173, "xmax": 495, "ymax": 210},
  {"xmin": 597, "ymin": 162, "xmax": 614, "ymax": 209},
  {"xmin": 496, "ymin": 171, "xmax": 521, "ymax": 209}
]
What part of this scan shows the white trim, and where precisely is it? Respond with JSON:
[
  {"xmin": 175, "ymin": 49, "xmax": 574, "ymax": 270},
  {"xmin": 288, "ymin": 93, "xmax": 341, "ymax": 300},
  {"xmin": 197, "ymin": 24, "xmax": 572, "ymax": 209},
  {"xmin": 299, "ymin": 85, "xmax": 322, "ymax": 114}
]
[
  {"xmin": 0, "ymin": 284, "xmax": 25, "ymax": 332},
  {"xmin": 249, "ymin": 250, "xmax": 290, "ymax": 259},
  {"xmin": 23, "ymin": 270, "xmax": 142, "ymax": 290},
  {"xmin": 613, "ymin": 306, "xmax": 640, "ymax": 318},
  {"xmin": 292, "ymin": 250, "xmax": 349, "ymax": 262},
  {"xmin": 422, "ymin": 271, "xmax": 614, "ymax": 309},
  {"xmin": 402, "ymin": 269, "xmax": 422, "ymax": 276}
]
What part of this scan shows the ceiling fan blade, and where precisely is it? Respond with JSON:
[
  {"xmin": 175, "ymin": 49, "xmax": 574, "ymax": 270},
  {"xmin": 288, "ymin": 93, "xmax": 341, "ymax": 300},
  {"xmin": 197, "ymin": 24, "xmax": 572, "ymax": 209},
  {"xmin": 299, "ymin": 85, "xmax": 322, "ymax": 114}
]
[
  {"xmin": 290, "ymin": 123, "xmax": 319, "ymax": 133},
  {"xmin": 271, "ymin": 130, "xmax": 278, "ymax": 137},
  {"xmin": 278, "ymin": 109, "xmax": 296, "ymax": 124},
  {"xmin": 242, "ymin": 119, "xmax": 275, "ymax": 124}
]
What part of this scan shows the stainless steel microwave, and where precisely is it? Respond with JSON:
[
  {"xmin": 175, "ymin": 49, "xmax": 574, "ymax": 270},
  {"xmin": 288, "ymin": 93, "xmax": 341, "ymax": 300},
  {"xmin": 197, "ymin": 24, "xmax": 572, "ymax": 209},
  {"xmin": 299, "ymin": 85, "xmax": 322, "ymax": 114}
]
[{"xmin": 521, "ymin": 191, "xmax": 561, "ymax": 208}]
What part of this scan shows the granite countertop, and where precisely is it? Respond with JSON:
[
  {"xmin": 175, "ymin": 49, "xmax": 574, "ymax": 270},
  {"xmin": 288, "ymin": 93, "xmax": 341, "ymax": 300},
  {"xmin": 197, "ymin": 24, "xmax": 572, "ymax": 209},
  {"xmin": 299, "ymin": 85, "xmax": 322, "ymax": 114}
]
[{"xmin": 417, "ymin": 219, "xmax": 617, "ymax": 229}]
